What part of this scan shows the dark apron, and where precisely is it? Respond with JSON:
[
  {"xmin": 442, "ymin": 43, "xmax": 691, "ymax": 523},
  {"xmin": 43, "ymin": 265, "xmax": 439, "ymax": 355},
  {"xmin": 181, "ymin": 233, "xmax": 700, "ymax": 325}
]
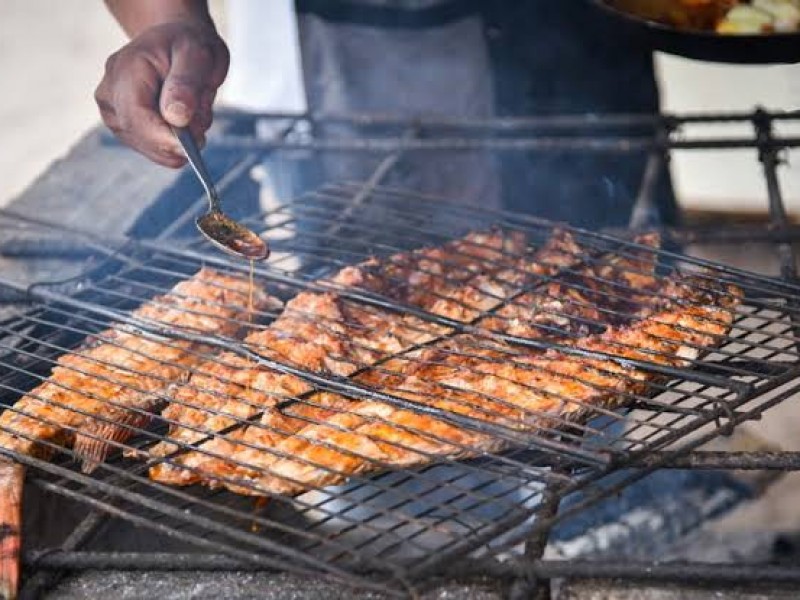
[
  {"xmin": 295, "ymin": 0, "xmax": 501, "ymax": 214},
  {"xmin": 294, "ymin": 0, "xmax": 678, "ymax": 229}
]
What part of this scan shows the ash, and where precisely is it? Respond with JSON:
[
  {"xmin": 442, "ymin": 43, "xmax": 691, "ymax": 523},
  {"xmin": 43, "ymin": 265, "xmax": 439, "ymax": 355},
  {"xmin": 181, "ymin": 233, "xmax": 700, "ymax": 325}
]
[{"xmin": 46, "ymin": 572, "xmax": 503, "ymax": 600}]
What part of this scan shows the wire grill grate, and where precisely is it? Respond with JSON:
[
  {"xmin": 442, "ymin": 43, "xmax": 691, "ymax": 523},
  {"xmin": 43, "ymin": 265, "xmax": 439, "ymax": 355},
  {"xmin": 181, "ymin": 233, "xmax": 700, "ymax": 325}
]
[{"xmin": 2, "ymin": 181, "xmax": 800, "ymax": 593}]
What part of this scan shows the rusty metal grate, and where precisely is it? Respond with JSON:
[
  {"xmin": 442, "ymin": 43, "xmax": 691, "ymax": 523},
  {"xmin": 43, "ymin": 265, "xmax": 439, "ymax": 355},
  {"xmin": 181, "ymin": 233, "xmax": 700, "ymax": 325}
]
[
  {"xmin": 2, "ymin": 181, "xmax": 800, "ymax": 596},
  {"xmin": 4, "ymin": 108, "xmax": 800, "ymax": 597}
]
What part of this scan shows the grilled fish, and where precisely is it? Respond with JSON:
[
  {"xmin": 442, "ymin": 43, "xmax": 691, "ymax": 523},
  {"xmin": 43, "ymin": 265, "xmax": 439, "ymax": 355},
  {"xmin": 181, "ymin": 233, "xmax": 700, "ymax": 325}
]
[
  {"xmin": 0, "ymin": 268, "xmax": 274, "ymax": 470},
  {"xmin": 152, "ymin": 230, "xmax": 664, "ymax": 494},
  {"xmin": 217, "ymin": 232, "xmax": 667, "ymax": 495},
  {"xmin": 231, "ymin": 276, "xmax": 741, "ymax": 497},
  {"xmin": 0, "ymin": 268, "xmax": 275, "ymax": 600},
  {"xmin": 146, "ymin": 230, "xmax": 538, "ymax": 487}
]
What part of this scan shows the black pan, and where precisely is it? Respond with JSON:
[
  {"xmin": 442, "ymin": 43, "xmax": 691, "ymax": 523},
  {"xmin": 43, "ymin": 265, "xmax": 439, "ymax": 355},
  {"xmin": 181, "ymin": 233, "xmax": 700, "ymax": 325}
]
[{"xmin": 589, "ymin": 0, "xmax": 800, "ymax": 64}]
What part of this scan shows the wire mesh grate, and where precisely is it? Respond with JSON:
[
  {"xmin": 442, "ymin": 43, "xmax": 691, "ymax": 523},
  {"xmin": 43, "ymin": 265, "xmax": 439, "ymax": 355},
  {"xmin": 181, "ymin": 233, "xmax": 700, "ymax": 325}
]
[{"xmin": 2, "ymin": 182, "xmax": 800, "ymax": 594}]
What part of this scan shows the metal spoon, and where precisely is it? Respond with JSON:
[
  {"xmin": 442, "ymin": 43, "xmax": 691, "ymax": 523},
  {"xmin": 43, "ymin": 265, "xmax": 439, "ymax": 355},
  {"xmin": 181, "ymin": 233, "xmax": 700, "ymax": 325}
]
[{"xmin": 172, "ymin": 126, "xmax": 269, "ymax": 261}]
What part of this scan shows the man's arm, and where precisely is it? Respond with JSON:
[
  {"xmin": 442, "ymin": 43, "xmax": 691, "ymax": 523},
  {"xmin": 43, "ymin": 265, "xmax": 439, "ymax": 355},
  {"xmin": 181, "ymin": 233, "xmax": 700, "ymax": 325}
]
[
  {"xmin": 104, "ymin": 0, "xmax": 212, "ymax": 38},
  {"xmin": 96, "ymin": 0, "xmax": 229, "ymax": 166}
]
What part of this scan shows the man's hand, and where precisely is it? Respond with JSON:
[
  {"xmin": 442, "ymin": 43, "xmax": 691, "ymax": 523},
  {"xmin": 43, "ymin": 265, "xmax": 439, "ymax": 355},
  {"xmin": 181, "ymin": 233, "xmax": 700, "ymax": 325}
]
[{"xmin": 95, "ymin": 19, "xmax": 229, "ymax": 167}]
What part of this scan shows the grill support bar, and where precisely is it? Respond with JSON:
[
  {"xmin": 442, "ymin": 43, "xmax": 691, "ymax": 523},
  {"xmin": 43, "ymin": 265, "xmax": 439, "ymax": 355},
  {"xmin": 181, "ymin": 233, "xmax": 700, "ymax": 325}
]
[
  {"xmin": 623, "ymin": 449, "xmax": 800, "ymax": 470},
  {"xmin": 754, "ymin": 110, "xmax": 800, "ymax": 358},
  {"xmin": 23, "ymin": 552, "xmax": 800, "ymax": 587},
  {"xmin": 19, "ymin": 510, "xmax": 106, "ymax": 599},
  {"xmin": 515, "ymin": 477, "xmax": 566, "ymax": 600}
]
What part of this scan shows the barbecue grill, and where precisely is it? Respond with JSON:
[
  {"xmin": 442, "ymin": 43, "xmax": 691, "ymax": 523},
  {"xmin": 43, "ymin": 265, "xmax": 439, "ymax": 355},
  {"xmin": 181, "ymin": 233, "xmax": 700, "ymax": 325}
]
[{"xmin": 3, "ymin": 108, "xmax": 800, "ymax": 600}]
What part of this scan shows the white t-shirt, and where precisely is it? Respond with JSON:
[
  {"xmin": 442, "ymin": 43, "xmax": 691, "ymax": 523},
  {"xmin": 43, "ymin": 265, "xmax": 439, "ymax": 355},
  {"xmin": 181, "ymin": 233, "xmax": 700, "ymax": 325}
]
[{"xmin": 223, "ymin": 0, "xmax": 307, "ymax": 112}]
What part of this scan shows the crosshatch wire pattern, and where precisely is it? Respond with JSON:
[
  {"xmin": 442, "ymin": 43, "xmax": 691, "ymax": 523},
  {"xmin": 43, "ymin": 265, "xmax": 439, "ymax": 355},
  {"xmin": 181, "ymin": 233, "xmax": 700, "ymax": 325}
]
[{"xmin": 2, "ymin": 184, "xmax": 800, "ymax": 593}]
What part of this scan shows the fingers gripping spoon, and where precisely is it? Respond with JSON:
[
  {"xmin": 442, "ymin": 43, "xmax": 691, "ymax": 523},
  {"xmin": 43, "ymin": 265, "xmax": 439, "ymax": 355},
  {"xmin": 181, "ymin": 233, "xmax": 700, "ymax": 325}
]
[{"xmin": 172, "ymin": 127, "xmax": 269, "ymax": 261}]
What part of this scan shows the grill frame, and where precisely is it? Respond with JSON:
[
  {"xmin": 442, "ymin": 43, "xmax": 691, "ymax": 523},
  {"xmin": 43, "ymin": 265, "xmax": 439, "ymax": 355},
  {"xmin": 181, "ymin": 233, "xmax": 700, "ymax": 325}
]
[{"xmin": 3, "ymin": 109, "xmax": 800, "ymax": 598}]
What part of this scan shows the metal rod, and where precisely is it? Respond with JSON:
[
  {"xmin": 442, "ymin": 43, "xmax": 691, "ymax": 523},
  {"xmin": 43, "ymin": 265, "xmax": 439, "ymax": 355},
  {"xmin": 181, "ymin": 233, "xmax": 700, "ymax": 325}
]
[
  {"xmin": 8, "ymin": 449, "xmax": 399, "ymax": 584},
  {"xmin": 443, "ymin": 556, "xmax": 800, "ymax": 584},
  {"xmin": 207, "ymin": 135, "xmax": 800, "ymax": 154},
  {"xmin": 25, "ymin": 480, "xmax": 402, "ymax": 596},
  {"xmin": 24, "ymin": 551, "xmax": 800, "ymax": 587},
  {"xmin": 754, "ymin": 110, "xmax": 798, "ymax": 282},
  {"xmin": 550, "ymin": 380, "xmax": 800, "ymax": 530},
  {"xmin": 19, "ymin": 510, "xmax": 108, "ymax": 600},
  {"xmin": 6, "ymin": 181, "xmax": 800, "ymax": 300},
  {"xmin": 634, "ymin": 450, "xmax": 800, "ymax": 470},
  {"xmin": 214, "ymin": 108, "xmax": 800, "ymax": 131},
  {"xmin": 23, "ymin": 551, "xmax": 277, "ymax": 572},
  {"xmin": 323, "ymin": 127, "xmax": 416, "ymax": 239},
  {"xmin": 753, "ymin": 110, "xmax": 800, "ymax": 360},
  {"xmin": 511, "ymin": 476, "xmax": 566, "ymax": 600},
  {"xmin": 528, "ymin": 560, "xmax": 800, "ymax": 584}
]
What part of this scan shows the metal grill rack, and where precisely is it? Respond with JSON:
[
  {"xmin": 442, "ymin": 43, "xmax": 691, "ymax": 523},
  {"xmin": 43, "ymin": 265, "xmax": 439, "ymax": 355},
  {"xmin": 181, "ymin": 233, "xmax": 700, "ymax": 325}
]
[{"xmin": 3, "ymin": 109, "xmax": 800, "ymax": 598}]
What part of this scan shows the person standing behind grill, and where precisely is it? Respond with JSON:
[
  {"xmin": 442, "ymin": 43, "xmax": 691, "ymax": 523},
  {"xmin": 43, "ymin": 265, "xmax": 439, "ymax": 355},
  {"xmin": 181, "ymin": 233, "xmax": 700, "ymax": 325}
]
[{"xmin": 96, "ymin": 0, "xmax": 678, "ymax": 230}]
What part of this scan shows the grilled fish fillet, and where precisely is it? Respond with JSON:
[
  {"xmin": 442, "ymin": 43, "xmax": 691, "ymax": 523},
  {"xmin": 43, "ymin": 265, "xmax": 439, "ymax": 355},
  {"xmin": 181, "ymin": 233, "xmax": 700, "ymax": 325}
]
[
  {"xmin": 0, "ymin": 267, "xmax": 275, "ymax": 600},
  {"xmin": 146, "ymin": 230, "xmax": 536, "ymax": 486},
  {"xmin": 0, "ymin": 268, "xmax": 275, "ymax": 471},
  {"xmin": 475, "ymin": 232, "xmax": 665, "ymax": 339},
  {"xmin": 154, "ymin": 230, "xmax": 664, "ymax": 494},
  {"xmin": 218, "ymin": 232, "xmax": 666, "ymax": 494},
  {"xmin": 231, "ymin": 276, "xmax": 741, "ymax": 497}
]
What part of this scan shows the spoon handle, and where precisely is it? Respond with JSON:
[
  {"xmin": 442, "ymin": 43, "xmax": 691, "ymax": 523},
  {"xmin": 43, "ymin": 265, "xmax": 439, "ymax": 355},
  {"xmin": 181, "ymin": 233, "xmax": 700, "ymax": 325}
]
[{"xmin": 172, "ymin": 126, "xmax": 222, "ymax": 212}]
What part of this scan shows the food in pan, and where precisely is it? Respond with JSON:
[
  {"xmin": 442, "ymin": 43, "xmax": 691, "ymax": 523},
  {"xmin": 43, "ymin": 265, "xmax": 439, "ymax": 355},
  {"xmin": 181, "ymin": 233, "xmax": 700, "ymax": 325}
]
[
  {"xmin": 608, "ymin": 0, "xmax": 800, "ymax": 33},
  {"xmin": 720, "ymin": 1, "xmax": 800, "ymax": 32},
  {"xmin": 0, "ymin": 268, "xmax": 276, "ymax": 599}
]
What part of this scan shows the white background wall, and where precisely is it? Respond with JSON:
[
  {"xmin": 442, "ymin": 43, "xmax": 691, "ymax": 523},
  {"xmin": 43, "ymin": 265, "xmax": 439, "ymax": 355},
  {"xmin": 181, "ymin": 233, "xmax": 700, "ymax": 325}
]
[
  {"xmin": 0, "ymin": 0, "xmax": 225, "ymax": 208},
  {"xmin": 657, "ymin": 54, "xmax": 800, "ymax": 214},
  {"xmin": 0, "ymin": 0, "xmax": 124, "ymax": 206}
]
